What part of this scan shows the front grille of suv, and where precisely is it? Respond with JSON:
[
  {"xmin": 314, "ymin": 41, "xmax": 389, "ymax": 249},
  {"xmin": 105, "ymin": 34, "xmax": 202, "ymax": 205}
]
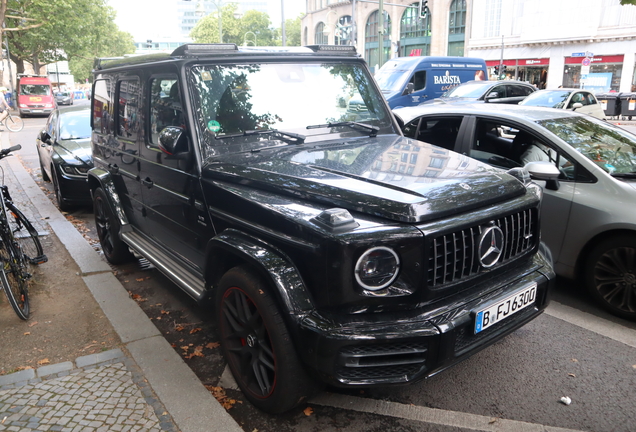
[
  {"xmin": 336, "ymin": 342, "xmax": 428, "ymax": 382},
  {"xmin": 427, "ymin": 208, "xmax": 536, "ymax": 287}
]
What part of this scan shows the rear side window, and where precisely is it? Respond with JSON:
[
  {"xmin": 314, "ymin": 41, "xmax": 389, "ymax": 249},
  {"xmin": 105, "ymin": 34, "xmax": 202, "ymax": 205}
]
[
  {"xmin": 92, "ymin": 78, "xmax": 114, "ymax": 135},
  {"xmin": 509, "ymin": 85, "xmax": 534, "ymax": 97},
  {"xmin": 117, "ymin": 79, "xmax": 141, "ymax": 141}
]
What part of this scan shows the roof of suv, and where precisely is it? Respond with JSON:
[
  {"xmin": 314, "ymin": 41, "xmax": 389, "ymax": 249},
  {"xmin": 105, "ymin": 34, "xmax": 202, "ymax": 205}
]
[{"xmin": 94, "ymin": 44, "xmax": 360, "ymax": 71}]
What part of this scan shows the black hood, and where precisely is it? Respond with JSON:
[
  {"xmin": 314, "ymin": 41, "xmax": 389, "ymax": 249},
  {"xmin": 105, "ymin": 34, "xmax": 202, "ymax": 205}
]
[{"xmin": 203, "ymin": 136, "xmax": 526, "ymax": 223}]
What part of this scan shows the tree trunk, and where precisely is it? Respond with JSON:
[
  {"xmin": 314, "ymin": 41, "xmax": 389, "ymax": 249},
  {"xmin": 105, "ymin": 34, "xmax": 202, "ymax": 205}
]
[{"xmin": 15, "ymin": 58, "xmax": 25, "ymax": 75}]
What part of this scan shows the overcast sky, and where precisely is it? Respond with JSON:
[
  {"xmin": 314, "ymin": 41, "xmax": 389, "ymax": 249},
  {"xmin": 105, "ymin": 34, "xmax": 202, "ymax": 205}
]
[{"xmin": 106, "ymin": 0, "xmax": 305, "ymax": 42}]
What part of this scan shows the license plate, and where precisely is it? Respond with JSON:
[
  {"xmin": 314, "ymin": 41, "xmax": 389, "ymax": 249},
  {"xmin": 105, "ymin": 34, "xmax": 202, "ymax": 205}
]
[
  {"xmin": 32, "ymin": 110, "xmax": 42, "ymax": 113},
  {"xmin": 474, "ymin": 283, "xmax": 536, "ymax": 334}
]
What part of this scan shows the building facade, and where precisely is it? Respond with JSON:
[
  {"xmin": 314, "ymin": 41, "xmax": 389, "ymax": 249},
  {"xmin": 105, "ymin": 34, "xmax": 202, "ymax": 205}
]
[{"xmin": 302, "ymin": 0, "xmax": 636, "ymax": 92}]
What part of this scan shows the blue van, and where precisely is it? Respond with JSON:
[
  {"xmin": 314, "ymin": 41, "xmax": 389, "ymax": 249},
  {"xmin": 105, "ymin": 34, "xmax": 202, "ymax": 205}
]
[{"xmin": 375, "ymin": 56, "xmax": 488, "ymax": 108}]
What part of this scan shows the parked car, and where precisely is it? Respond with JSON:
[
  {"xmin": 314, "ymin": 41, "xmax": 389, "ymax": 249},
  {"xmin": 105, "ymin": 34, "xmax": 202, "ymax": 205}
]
[
  {"xmin": 519, "ymin": 88, "xmax": 606, "ymax": 119},
  {"xmin": 393, "ymin": 102, "xmax": 636, "ymax": 320},
  {"xmin": 55, "ymin": 91, "xmax": 74, "ymax": 106},
  {"xmin": 36, "ymin": 105, "xmax": 93, "ymax": 210},
  {"xmin": 88, "ymin": 44, "xmax": 554, "ymax": 413},
  {"xmin": 429, "ymin": 80, "xmax": 536, "ymax": 105}
]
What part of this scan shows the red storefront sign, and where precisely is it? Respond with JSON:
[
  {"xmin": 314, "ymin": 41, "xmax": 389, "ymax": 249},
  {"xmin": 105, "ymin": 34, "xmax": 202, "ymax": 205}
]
[
  {"xmin": 485, "ymin": 58, "xmax": 549, "ymax": 67},
  {"xmin": 564, "ymin": 55, "xmax": 624, "ymax": 64},
  {"xmin": 486, "ymin": 59, "xmax": 517, "ymax": 67}
]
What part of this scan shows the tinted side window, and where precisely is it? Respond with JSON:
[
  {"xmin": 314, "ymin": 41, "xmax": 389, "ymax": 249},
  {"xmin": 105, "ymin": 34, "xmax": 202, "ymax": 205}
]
[
  {"xmin": 508, "ymin": 85, "xmax": 532, "ymax": 97},
  {"xmin": 410, "ymin": 71, "xmax": 426, "ymax": 92},
  {"xmin": 415, "ymin": 117, "xmax": 463, "ymax": 150},
  {"xmin": 489, "ymin": 85, "xmax": 506, "ymax": 98},
  {"xmin": 92, "ymin": 78, "xmax": 114, "ymax": 134},
  {"xmin": 149, "ymin": 76, "xmax": 182, "ymax": 146},
  {"xmin": 117, "ymin": 79, "xmax": 140, "ymax": 141},
  {"xmin": 402, "ymin": 118, "xmax": 420, "ymax": 138}
]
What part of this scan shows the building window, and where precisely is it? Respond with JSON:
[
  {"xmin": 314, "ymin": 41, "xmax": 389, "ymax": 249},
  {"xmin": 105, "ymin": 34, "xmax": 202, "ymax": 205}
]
[
  {"xmin": 315, "ymin": 22, "xmax": 328, "ymax": 44},
  {"xmin": 448, "ymin": 0, "xmax": 466, "ymax": 56},
  {"xmin": 485, "ymin": 0, "xmax": 502, "ymax": 38},
  {"xmin": 400, "ymin": 2, "xmax": 431, "ymax": 56},
  {"xmin": 365, "ymin": 10, "xmax": 391, "ymax": 71}
]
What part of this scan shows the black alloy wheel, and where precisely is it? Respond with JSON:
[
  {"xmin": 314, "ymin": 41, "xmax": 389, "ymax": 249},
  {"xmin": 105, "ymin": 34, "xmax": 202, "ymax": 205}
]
[
  {"xmin": 585, "ymin": 235, "xmax": 636, "ymax": 321},
  {"xmin": 93, "ymin": 187, "xmax": 134, "ymax": 264},
  {"xmin": 216, "ymin": 265, "xmax": 317, "ymax": 413}
]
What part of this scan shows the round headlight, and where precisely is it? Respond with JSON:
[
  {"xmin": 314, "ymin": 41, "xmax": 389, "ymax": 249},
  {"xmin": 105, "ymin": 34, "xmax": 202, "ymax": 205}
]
[{"xmin": 354, "ymin": 247, "xmax": 400, "ymax": 291}]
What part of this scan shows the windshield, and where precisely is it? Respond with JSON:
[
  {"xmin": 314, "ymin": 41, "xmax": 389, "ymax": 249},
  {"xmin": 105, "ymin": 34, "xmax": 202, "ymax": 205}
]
[
  {"xmin": 538, "ymin": 116, "xmax": 636, "ymax": 175},
  {"xmin": 443, "ymin": 82, "xmax": 488, "ymax": 98},
  {"xmin": 20, "ymin": 84, "xmax": 51, "ymax": 96},
  {"xmin": 521, "ymin": 90, "xmax": 571, "ymax": 108},
  {"xmin": 374, "ymin": 68, "xmax": 408, "ymax": 92},
  {"xmin": 59, "ymin": 110, "xmax": 91, "ymax": 140},
  {"xmin": 189, "ymin": 62, "xmax": 392, "ymax": 159}
]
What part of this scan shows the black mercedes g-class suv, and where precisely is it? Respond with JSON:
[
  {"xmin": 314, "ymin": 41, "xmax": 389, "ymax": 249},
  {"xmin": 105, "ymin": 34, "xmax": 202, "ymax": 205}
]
[{"xmin": 89, "ymin": 44, "xmax": 555, "ymax": 413}]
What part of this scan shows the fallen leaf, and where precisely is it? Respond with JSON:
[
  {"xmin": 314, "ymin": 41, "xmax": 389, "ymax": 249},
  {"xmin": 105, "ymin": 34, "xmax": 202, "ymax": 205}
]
[
  {"xmin": 161, "ymin": 310, "xmax": 170, "ymax": 315},
  {"xmin": 175, "ymin": 325, "xmax": 185, "ymax": 332},
  {"xmin": 16, "ymin": 366, "xmax": 33, "ymax": 371},
  {"xmin": 185, "ymin": 346, "xmax": 204, "ymax": 359},
  {"xmin": 181, "ymin": 345, "xmax": 189, "ymax": 352},
  {"xmin": 124, "ymin": 280, "xmax": 129, "ymax": 283},
  {"xmin": 37, "ymin": 359, "xmax": 50, "ymax": 365},
  {"xmin": 23, "ymin": 332, "xmax": 30, "ymax": 336},
  {"xmin": 489, "ymin": 418, "xmax": 498, "ymax": 424},
  {"xmin": 303, "ymin": 407, "xmax": 313, "ymax": 416},
  {"xmin": 205, "ymin": 386, "xmax": 239, "ymax": 410},
  {"xmin": 206, "ymin": 342, "xmax": 220, "ymax": 349},
  {"xmin": 28, "ymin": 321, "xmax": 38, "ymax": 327},
  {"xmin": 190, "ymin": 328, "xmax": 202, "ymax": 334},
  {"xmin": 136, "ymin": 278, "xmax": 144, "ymax": 282},
  {"xmin": 571, "ymin": 358, "xmax": 578, "ymax": 362},
  {"xmin": 568, "ymin": 373, "xmax": 576, "ymax": 378},
  {"xmin": 156, "ymin": 316, "xmax": 162, "ymax": 320}
]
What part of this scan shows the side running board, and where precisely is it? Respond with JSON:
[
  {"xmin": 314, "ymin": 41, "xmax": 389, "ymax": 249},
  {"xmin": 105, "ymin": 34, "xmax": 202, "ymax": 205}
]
[{"xmin": 120, "ymin": 231, "xmax": 206, "ymax": 301}]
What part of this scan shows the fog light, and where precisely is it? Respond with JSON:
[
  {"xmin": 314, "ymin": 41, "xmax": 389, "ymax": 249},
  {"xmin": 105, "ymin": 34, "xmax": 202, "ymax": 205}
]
[{"xmin": 355, "ymin": 247, "xmax": 400, "ymax": 291}]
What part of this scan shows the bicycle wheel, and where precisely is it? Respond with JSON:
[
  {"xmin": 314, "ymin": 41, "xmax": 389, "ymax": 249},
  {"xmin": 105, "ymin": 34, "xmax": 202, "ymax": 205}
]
[
  {"xmin": 5, "ymin": 115, "xmax": 24, "ymax": 132},
  {"xmin": 0, "ymin": 234, "xmax": 30, "ymax": 320},
  {"xmin": 6, "ymin": 202, "xmax": 46, "ymax": 265}
]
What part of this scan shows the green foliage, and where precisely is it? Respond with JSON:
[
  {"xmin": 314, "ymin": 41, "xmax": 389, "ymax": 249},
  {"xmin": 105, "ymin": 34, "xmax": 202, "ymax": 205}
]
[
  {"xmin": 3, "ymin": 0, "xmax": 134, "ymax": 82},
  {"xmin": 620, "ymin": 0, "xmax": 636, "ymax": 5},
  {"xmin": 284, "ymin": 14, "xmax": 304, "ymax": 47}
]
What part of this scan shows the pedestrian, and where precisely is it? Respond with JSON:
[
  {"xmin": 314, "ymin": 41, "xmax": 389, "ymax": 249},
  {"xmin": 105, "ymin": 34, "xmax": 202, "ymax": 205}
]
[{"xmin": 0, "ymin": 89, "xmax": 11, "ymax": 130}]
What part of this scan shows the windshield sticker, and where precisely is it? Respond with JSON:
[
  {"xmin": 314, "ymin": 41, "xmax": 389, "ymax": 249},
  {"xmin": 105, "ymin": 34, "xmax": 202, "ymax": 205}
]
[
  {"xmin": 201, "ymin": 71, "xmax": 212, "ymax": 81},
  {"xmin": 604, "ymin": 163, "xmax": 616, "ymax": 173},
  {"xmin": 207, "ymin": 120, "xmax": 220, "ymax": 132}
]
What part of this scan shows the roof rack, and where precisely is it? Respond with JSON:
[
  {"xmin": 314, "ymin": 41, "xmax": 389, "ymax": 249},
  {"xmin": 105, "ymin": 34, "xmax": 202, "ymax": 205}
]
[
  {"xmin": 305, "ymin": 45, "xmax": 358, "ymax": 55},
  {"xmin": 93, "ymin": 57, "xmax": 125, "ymax": 70},
  {"xmin": 171, "ymin": 43, "xmax": 238, "ymax": 57}
]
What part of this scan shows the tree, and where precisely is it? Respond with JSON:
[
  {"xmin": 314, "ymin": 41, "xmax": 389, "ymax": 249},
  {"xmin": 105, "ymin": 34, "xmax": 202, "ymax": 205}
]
[
  {"xmin": 190, "ymin": 4, "xmax": 274, "ymax": 46},
  {"xmin": 3, "ymin": 0, "xmax": 134, "ymax": 81},
  {"xmin": 282, "ymin": 14, "xmax": 304, "ymax": 46},
  {"xmin": 620, "ymin": 0, "xmax": 636, "ymax": 4}
]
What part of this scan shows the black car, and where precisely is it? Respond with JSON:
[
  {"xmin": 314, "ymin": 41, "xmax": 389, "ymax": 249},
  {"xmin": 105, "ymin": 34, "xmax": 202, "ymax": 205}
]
[
  {"xmin": 54, "ymin": 91, "xmax": 73, "ymax": 106},
  {"xmin": 432, "ymin": 79, "xmax": 536, "ymax": 105},
  {"xmin": 37, "ymin": 105, "xmax": 92, "ymax": 210},
  {"xmin": 88, "ymin": 44, "xmax": 555, "ymax": 414}
]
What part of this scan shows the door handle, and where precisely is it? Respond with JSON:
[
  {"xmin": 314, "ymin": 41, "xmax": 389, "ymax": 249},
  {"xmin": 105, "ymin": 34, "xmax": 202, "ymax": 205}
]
[
  {"xmin": 142, "ymin": 177, "xmax": 153, "ymax": 188},
  {"xmin": 108, "ymin": 163, "xmax": 119, "ymax": 173}
]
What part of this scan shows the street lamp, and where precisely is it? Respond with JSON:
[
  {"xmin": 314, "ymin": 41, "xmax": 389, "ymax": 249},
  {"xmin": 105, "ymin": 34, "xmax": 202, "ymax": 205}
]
[
  {"xmin": 243, "ymin": 31, "xmax": 257, "ymax": 47},
  {"xmin": 196, "ymin": 0, "xmax": 224, "ymax": 43}
]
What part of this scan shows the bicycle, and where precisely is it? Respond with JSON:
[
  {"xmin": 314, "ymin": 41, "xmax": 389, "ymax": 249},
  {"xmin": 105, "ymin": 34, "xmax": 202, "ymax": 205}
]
[
  {"xmin": 0, "ymin": 145, "xmax": 47, "ymax": 320},
  {"xmin": 0, "ymin": 111, "xmax": 24, "ymax": 132}
]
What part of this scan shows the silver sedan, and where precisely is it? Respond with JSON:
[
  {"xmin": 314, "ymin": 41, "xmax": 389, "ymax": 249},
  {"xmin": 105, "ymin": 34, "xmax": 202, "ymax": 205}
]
[{"xmin": 393, "ymin": 103, "xmax": 636, "ymax": 320}]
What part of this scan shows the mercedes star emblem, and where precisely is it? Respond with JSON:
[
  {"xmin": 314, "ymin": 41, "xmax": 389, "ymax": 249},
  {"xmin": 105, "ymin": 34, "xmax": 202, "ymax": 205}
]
[{"xmin": 478, "ymin": 224, "xmax": 504, "ymax": 268}]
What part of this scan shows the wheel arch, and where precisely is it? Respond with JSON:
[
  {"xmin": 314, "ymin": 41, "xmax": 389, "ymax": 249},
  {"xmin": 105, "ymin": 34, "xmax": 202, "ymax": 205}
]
[
  {"xmin": 575, "ymin": 228, "xmax": 636, "ymax": 281},
  {"xmin": 87, "ymin": 168, "xmax": 130, "ymax": 229},
  {"xmin": 205, "ymin": 228, "xmax": 315, "ymax": 317}
]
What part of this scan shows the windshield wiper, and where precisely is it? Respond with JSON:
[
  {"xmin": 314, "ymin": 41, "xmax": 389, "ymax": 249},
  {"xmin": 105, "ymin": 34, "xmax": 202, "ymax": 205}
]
[
  {"xmin": 215, "ymin": 129, "xmax": 305, "ymax": 144},
  {"xmin": 306, "ymin": 121, "xmax": 379, "ymax": 137},
  {"xmin": 610, "ymin": 172, "xmax": 636, "ymax": 179}
]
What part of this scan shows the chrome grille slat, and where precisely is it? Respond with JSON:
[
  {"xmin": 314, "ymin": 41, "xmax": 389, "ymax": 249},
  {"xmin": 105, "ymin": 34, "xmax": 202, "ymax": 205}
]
[{"xmin": 427, "ymin": 209, "xmax": 536, "ymax": 287}]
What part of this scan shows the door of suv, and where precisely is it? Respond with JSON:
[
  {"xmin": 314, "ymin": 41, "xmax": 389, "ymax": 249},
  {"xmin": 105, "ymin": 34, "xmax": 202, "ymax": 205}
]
[
  {"xmin": 137, "ymin": 73, "xmax": 212, "ymax": 273},
  {"xmin": 92, "ymin": 76, "xmax": 144, "ymax": 227}
]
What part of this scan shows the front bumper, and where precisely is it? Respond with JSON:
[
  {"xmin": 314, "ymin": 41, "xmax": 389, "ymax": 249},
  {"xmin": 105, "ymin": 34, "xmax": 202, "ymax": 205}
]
[
  {"xmin": 295, "ymin": 255, "xmax": 554, "ymax": 388},
  {"xmin": 20, "ymin": 107, "xmax": 54, "ymax": 115},
  {"xmin": 57, "ymin": 169, "xmax": 91, "ymax": 205}
]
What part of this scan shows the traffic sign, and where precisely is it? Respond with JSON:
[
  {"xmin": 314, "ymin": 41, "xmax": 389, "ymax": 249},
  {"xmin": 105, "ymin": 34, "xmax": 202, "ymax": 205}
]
[
  {"xmin": 582, "ymin": 58, "xmax": 591, "ymax": 66},
  {"xmin": 571, "ymin": 52, "xmax": 586, "ymax": 57}
]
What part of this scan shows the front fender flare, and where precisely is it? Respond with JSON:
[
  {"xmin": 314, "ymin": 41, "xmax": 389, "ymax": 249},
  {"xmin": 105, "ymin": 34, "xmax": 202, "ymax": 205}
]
[
  {"xmin": 87, "ymin": 168, "xmax": 130, "ymax": 231},
  {"xmin": 207, "ymin": 229, "xmax": 315, "ymax": 316}
]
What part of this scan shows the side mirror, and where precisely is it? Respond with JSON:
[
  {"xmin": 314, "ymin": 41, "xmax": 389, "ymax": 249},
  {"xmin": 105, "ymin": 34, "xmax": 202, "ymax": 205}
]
[
  {"xmin": 571, "ymin": 102, "xmax": 583, "ymax": 110},
  {"xmin": 524, "ymin": 161, "xmax": 561, "ymax": 190},
  {"xmin": 402, "ymin": 82, "xmax": 414, "ymax": 96},
  {"xmin": 38, "ymin": 130, "xmax": 52, "ymax": 145},
  {"xmin": 485, "ymin": 92, "xmax": 499, "ymax": 101},
  {"xmin": 158, "ymin": 126, "xmax": 188, "ymax": 156}
]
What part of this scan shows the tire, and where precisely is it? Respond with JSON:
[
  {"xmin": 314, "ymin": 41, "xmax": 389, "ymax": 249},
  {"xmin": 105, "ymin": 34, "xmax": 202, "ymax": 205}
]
[
  {"xmin": 93, "ymin": 187, "xmax": 134, "ymax": 264},
  {"xmin": 584, "ymin": 235, "xmax": 636, "ymax": 320},
  {"xmin": 216, "ymin": 265, "xmax": 317, "ymax": 413},
  {"xmin": 52, "ymin": 166, "xmax": 71, "ymax": 212},
  {"xmin": 0, "ymin": 231, "xmax": 30, "ymax": 320},
  {"xmin": 5, "ymin": 115, "xmax": 24, "ymax": 132},
  {"xmin": 6, "ymin": 203, "xmax": 46, "ymax": 265}
]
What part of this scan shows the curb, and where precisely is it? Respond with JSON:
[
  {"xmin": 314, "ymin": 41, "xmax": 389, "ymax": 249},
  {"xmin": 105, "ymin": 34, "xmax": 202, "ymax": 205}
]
[{"xmin": 1, "ymin": 132, "xmax": 243, "ymax": 432}]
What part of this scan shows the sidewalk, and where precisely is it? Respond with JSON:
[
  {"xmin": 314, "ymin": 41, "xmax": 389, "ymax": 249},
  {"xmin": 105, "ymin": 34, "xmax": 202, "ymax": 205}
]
[{"xmin": 0, "ymin": 132, "xmax": 243, "ymax": 432}]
